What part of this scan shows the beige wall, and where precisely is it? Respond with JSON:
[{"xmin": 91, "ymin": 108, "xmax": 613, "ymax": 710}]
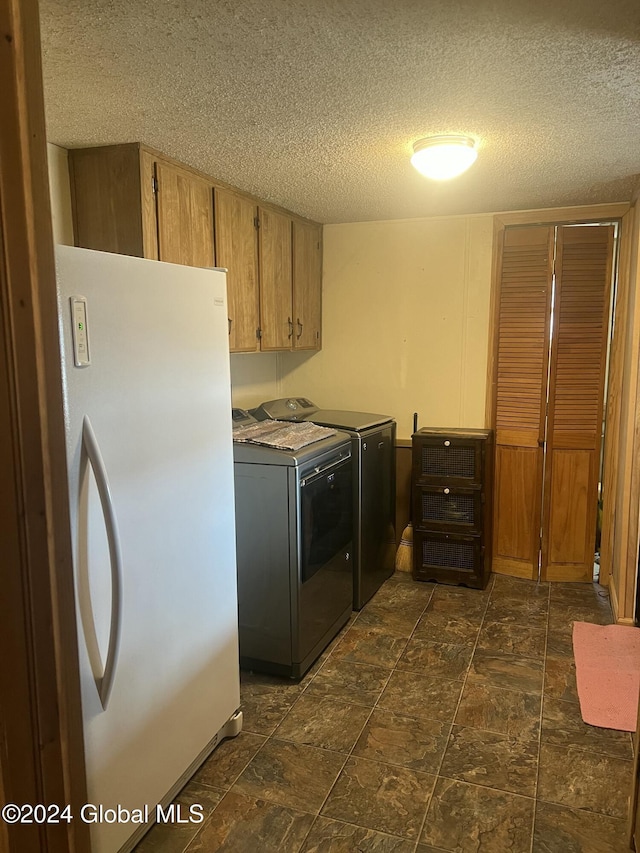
[
  {"xmin": 230, "ymin": 353, "xmax": 278, "ymax": 410},
  {"xmin": 278, "ymin": 215, "xmax": 494, "ymax": 438}
]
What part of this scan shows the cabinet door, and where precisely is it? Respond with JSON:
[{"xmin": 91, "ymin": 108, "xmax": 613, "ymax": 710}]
[
  {"xmin": 259, "ymin": 208, "xmax": 293, "ymax": 350},
  {"xmin": 155, "ymin": 161, "xmax": 214, "ymax": 268},
  {"xmin": 292, "ymin": 221, "xmax": 322, "ymax": 350},
  {"xmin": 214, "ymin": 189, "xmax": 260, "ymax": 352}
]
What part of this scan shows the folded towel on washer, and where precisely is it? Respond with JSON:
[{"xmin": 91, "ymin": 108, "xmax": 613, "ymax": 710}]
[{"xmin": 232, "ymin": 419, "xmax": 336, "ymax": 450}]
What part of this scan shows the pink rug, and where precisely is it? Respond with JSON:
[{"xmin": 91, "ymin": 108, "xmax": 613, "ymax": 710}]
[{"xmin": 572, "ymin": 621, "xmax": 640, "ymax": 732}]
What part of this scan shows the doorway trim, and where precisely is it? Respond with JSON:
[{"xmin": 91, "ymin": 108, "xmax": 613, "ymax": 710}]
[{"xmin": 0, "ymin": 0, "xmax": 89, "ymax": 850}]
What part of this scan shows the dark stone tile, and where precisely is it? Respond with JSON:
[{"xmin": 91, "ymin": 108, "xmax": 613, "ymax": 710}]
[
  {"xmin": 532, "ymin": 800, "xmax": 630, "ymax": 852},
  {"xmin": 352, "ymin": 709, "xmax": 450, "ymax": 773},
  {"xmin": 545, "ymin": 628, "xmax": 574, "ymax": 657},
  {"xmin": 439, "ymin": 725, "xmax": 538, "ymax": 797},
  {"xmin": 191, "ymin": 732, "xmax": 266, "ymax": 789},
  {"xmin": 185, "ymin": 790, "xmax": 314, "ymax": 853},
  {"xmin": 468, "ymin": 649, "xmax": 544, "ymax": 694},
  {"xmin": 477, "ymin": 622, "xmax": 546, "ymax": 660},
  {"xmin": 135, "ymin": 820, "xmax": 201, "ymax": 853},
  {"xmin": 321, "ymin": 756, "xmax": 436, "ymax": 840},
  {"xmin": 386, "ymin": 570, "xmax": 421, "ymax": 584},
  {"xmin": 455, "ymin": 683, "xmax": 541, "ymax": 739},
  {"xmin": 300, "ymin": 817, "xmax": 416, "ymax": 852},
  {"xmin": 484, "ymin": 596, "xmax": 548, "ymax": 629},
  {"xmin": 273, "ymin": 695, "xmax": 370, "ymax": 752},
  {"xmin": 426, "ymin": 589, "xmax": 488, "ymax": 621},
  {"xmin": 233, "ymin": 739, "xmax": 345, "ymax": 813},
  {"xmin": 378, "ymin": 670, "xmax": 463, "ymax": 723},
  {"xmin": 544, "ymin": 655, "xmax": 578, "ymax": 702},
  {"xmin": 240, "ymin": 680, "xmax": 303, "ymax": 735},
  {"xmin": 413, "ymin": 611, "xmax": 482, "ymax": 645},
  {"xmin": 548, "ymin": 602, "xmax": 612, "ymax": 629},
  {"xmin": 420, "ymin": 777, "xmax": 534, "ymax": 852},
  {"xmin": 396, "ymin": 638, "xmax": 473, "ymax": 680},
  {"xmin": 541, "ymin": 697, "xmax": 633, "ymax": 760},
  {"xmin": 490, "ymin": 575, "xmax": 549, "ymax": 600},
  {"xmin": 537, "ymin": 743, "xmax": 632, "ymax": 819},
  {"xmin": 303, "ymin": 658, "xmax": 391, "ymax": 707},
  {"xmin": 330, "ymin": 625, "xmax": 408, "ymax": 669},
  {"xmin": 549, "ymin": 582, "xmax": 610, "ymax": 607},
  {"xmin": 370, "ymin": 578, "xmax": 435, "ymax": 612},
  {"xmin": 175, "ymin": 780, "xmax": 224, "ymax": 816},
  {"xmin": 356, "ymin": 604, "xmax": 422, "ymax": 638}
]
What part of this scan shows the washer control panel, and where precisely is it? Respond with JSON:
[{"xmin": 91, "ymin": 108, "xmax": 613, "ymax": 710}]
[{"xmin": 251, "ymin": 397, "xmax": 318, "ymax": 421}]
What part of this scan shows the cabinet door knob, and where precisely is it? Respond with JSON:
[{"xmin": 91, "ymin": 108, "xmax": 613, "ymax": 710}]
[
  {"xmin": 296, "ymin": 318, "xmax": 303, "ymax": 339},
  {"xmin": 288, "ymin": 317, "xmax": 294, "ymax": 338},
  {"xmin": 444, "ymin": 488, "xmax": 450, "ymax": 495},
  {"xmin": 228, "ymin": 317, "xmax": 232, "ymax": 335},
  {"xmin": 444, "ymin": 440, "xmax": 450, "ymax": 447}
]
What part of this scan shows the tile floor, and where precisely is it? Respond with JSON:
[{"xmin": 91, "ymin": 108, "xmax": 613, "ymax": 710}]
[{"xmin": 135, "ymin": 572, "xmax": 635, "ymax": 853}]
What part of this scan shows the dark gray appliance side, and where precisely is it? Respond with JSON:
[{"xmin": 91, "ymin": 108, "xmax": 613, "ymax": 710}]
[
  {"xmin": 233, "ymin": 446, "xmax": 353, "ymax": 678},
  {"xmin": 356, "ymin": 420, "xmax": 397, "ymax": 609}
]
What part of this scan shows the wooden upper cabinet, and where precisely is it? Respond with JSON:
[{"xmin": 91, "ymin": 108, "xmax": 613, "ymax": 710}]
[
  {"xmin": 154, "ymin": 162, "xmax": 214, "ymax": 268},
  {"xmin": 292, "ymin": 220, "xmax": 322, "ymax": 350},
  {"xmin": 69, "ymin": 143, "xmax": 150, "ymax": 258},
  {"xmin": 214, "ymin": 189, "xmax": 260, "ymax": 352},
  {"xmin": 69, "ymin": 143, "xmax": 323, "ymax": 352},
  {"xmin": 259, "ymin": 208, "xmax": 293, "ymax": 350}
]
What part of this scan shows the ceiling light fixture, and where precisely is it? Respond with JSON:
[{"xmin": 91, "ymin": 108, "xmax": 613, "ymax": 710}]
[{"xmin": 411, "ymin": 135, "xmax": 478, "ymax": 180}]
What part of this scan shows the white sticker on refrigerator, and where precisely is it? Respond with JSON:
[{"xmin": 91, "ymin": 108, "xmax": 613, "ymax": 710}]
[{"xmin": 70, "ymin": 296, "xmax": 91, "ymax": 367}]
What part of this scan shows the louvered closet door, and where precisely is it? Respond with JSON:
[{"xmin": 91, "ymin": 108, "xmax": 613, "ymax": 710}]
[
  {"xmin": 492, "ymin": 226, "xmax": 554, "ymax": 579},
  {"xmin": 541, "ymin": 225, "xmax": 614, "ymax": 581}
]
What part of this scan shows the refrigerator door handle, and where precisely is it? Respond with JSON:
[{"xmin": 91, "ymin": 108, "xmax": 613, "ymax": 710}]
[{"xmin": 79, "ymin": 415, "xmax": 123, "ymax": 710}]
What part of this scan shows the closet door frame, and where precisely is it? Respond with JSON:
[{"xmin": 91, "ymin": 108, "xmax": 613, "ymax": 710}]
[{"xmin": 485, "ymin": 206, "xmax": 635, "ymax": 605}]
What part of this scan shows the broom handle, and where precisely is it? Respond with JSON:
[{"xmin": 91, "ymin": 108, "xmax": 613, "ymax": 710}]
[{"xmin": 410, "ymin": 412, "xmax": 418, "ymax": 524}]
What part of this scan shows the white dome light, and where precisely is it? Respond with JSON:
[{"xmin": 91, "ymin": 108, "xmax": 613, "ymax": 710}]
[{"xmin": 411, "ymin": 135, "xmax": 478, "ymax": 180}]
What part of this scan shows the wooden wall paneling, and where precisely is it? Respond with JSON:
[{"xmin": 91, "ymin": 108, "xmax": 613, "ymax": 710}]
[
  {"xmin": 600, "ymin": 208, "xmax": 635, "ymax": 600},
  {"xmin": 0, "ymin": 0, "xmax": 89, "ymax": 849},
  {"xmin": 619, "ymin": 203, "xmax": 640, "ymax": 622},
  {"xmin": 155, "ymin": 160, "xmax": 214, "ymax": 268},
  {"xmin": 394, "ymin": 440, "xmax": 412, "ymax": 549},
  {"xmin": 68, "ymin": 143, "xmax": 144, "ymax": 257},
  {"xmin": 258, "ymin": 207, "xmax": 293, "ymax": 350},
  {"xmin": 491, "ymin": 225, "xmax": 554, "ymax": 578},
  {"xmin": 214, "ymin": 188, "xmax": 260, "ymax": 352},
  {"xmin": 292, "ymin": 220, "xmax": 322, "ymax": 350},
  {"xmin": 541, "ymin": 225, "xmax": 614, "ymax": 581}
]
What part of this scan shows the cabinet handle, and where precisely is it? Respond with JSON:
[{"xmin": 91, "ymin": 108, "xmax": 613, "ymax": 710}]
[
  {"xmin": 296, "ymin": 318, "xmax": 303, "ymax": 339},
  {"xmin": 288, "ymin": 317, "xmax": 294, "ymax": 338},
  {"xmin": 228, "ymin": 317, "xmax": 232, "ymax": 335}
]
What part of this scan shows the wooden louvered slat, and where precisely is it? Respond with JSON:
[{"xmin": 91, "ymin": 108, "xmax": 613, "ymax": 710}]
[
  {"xmin": 541, "ymin": 224, "xmax": 615, "ymax": 582},
  {"xmin": 493, "ymin": 226, "xmax": 553, "ymax": 579}
]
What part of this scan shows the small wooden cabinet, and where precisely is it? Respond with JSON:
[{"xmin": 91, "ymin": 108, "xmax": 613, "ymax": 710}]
[
  {"xmin": 292, "ymin": 220, "xmax": 322, "ymax": 349},
  {"xmin": 214, "ymin": 188, "xmax": 260, "ymax": 352},
  {"xmin": 68, "ymin": 143, "xmax": 322, "ymax": 354},
  {"xmin": 411, "ymin": 428, "xmax": 493, "ymax": 589},
  {"xmin": 154, "ymin": 160, "xmax": 214, "ymax": 268},
  {"xmin": 69, "ymin": 144, "xmax": 215, "ymax": 268},
  {"xmin": 259, "ymin": 208, "xmax": 294, "ymax": 350}
]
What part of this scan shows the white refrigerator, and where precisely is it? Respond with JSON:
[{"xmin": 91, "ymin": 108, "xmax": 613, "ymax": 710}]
[{"xmin": 56, "ymin": 246, "xmax": 241, "ymax": 853}]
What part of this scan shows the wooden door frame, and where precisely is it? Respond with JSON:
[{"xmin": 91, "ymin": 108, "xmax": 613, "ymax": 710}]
[
  {"xmin": 0, "ymin": 0, "xmax": 89, "ymax": 850},
  {"xmin": 484, "ymin": 203, "xmax": 630, "ymax": 592}
]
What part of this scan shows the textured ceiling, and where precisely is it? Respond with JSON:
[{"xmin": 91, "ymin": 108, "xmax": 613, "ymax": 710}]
[{"xmin": 40, "ymin": 0, "xmax": 640, "ymax": 223}]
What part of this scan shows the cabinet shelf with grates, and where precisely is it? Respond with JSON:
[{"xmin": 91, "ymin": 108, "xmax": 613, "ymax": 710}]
[{"xmin": 411, "ymin": 428, "xmax": 493, "ymax": 589}]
